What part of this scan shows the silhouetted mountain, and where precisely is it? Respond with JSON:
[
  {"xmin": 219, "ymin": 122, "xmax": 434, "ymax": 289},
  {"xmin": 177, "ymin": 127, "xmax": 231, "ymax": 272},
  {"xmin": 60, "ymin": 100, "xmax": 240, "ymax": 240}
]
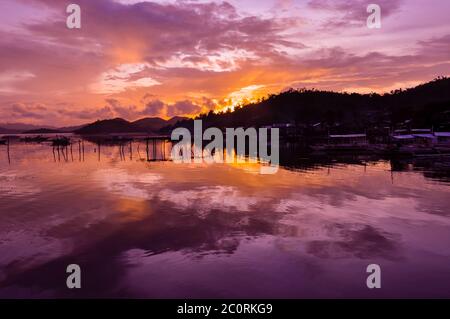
[
  {"xmin": 0, "ymin": 127, "xmax": 20, "ymax": 134},
  {"xmin": 75, "ymin": 116, "xmax": 189, "ymax": 135},
  {"xmin": 132, "ymin": 117, "xmax": 167, "ymax": 131},
  {"xmin": 58, "ymin": 124, "xmax": 87, "ymax": 132},
  {"xmin": 168, "ymin": 77, "xmax": 450, "ymax": 133},
  {"xmin": 23, "ymin": 128, "xmax": 62, "ymax": 134},
  {"xmin": 0, "ymin": 123, "xmax": 54, "ymax": 131},
  {"xmin": 76, "ymin": 118, "xmax": 137, "ymax": 135},
  {"xmin": 0, "ymin": 123, "xmax": 85, "ymax": 134},
  {"xmin": 167, "ymin": 116, "xmax": 188, "ymax": 126}
]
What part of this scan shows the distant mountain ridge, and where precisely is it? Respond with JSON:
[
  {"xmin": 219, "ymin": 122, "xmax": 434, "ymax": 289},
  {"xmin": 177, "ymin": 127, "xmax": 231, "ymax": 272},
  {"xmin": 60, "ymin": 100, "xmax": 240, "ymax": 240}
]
[
  {"xmin": 0, "ymin": 123, "xmax": 54, "ymax": 133},
  {"xmin": 1, "ymin": 123, "xmax": 51, "ymax": 131},
  {"xmin": 0, "ymin": 117, "xmax": 187, "ymax": 135},
  {"xmin": 0, "ymin": 127, "xmax": 20, "ymax": 134},
  {"xmin": 0, "ymin": 121, "xmax": 87, "ymax": 133},
  {"xmin": 75, "ymin": 116, "xmax": 188, "ymax": 135}
]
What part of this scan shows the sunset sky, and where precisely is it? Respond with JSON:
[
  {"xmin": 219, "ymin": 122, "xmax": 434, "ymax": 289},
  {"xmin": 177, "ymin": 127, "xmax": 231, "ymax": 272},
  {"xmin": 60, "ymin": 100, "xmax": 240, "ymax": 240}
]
[{"xmin": 0, "ymin": 0, "xmax": 449, "ymax": 126}]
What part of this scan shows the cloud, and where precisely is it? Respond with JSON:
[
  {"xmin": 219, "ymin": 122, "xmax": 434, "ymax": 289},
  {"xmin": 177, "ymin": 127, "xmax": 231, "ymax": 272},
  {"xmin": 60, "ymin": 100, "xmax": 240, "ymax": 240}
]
[
  {"xmin": 142, "ymin": 99, "xmax": 165, "ymax": 116},
  {"xmin": 307, "ymin": 0, "xmax": 403, "ymax": 29},
  {"xmin": 155, "ymin": 48, "xmax": 258, "ymax": 72},
  {"xmin": 104, "ymin": 98, "xmax": 141, "ymax": 118},
  {"xmin": 0, "ymin": 0, "xmax": 449, "ymax": 126},
  {"xmin": 55, "ymin": 97, "xmax": 210, "ymax": 121},
  {"xmin": 306, "ymin": 224, "xmax": 401, "ymax": 260},
  {"xmin": 0, "ymin": 70, "xmax": 35, "ymax": 94},
  {"xmin": 10, "ymin": 103, "xmax": 47, "ymax": 119},
  {"xmin": 142, "ymin": 99, "xmax": 206, "ymax": 118},
  {"xmin": 57, "ymin": 106, "xmax": 114, "ymax": 120},
  {"xmin": 170, "ymin": 100, "xmax": 202, "ymax": 116},
  {"xmin": 24, "ymin": 0, "xmax": 297, "ymax": 68},
  {"xmin": 417, "ymin": 34, "xmax": 450, "ymax": 59},
  {"xmin": 90, "ymin": 63, "xmax": 161, "ymax": 94}
]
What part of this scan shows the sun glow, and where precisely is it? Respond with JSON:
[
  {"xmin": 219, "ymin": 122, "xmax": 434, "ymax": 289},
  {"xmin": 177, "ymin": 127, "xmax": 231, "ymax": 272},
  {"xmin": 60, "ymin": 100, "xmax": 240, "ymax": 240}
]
[{"xmin": 216, "ymin": 85, "xmax": 266, "ymax": 113}]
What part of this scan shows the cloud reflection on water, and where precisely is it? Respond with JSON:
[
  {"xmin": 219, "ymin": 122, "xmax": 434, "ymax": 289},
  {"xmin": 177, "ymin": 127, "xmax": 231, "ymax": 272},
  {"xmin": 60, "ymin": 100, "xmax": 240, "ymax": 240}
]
[{"xmin": 0, "ymin": 143, "xmax": 449, "ymax": 298}]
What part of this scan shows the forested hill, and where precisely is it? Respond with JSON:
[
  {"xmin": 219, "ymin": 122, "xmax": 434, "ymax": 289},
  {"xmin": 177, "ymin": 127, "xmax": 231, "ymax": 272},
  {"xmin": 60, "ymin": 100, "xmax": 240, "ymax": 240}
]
[{"xmin": 169, "ymin": 77, "xmax": 450, "ymax": 132}]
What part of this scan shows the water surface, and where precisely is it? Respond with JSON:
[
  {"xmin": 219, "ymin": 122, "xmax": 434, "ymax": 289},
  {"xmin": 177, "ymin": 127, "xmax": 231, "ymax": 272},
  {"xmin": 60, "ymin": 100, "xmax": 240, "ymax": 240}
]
[{"xmin": 0, "ymin": 141, "xmax": 449, "ymax": 298}]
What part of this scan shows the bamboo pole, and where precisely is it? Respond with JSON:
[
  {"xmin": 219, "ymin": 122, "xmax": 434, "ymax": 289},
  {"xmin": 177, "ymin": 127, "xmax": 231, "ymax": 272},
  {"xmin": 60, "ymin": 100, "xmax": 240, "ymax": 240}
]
[{"xmin": 6, "ymin": 137, "xmax": 11, "ymax": 165}]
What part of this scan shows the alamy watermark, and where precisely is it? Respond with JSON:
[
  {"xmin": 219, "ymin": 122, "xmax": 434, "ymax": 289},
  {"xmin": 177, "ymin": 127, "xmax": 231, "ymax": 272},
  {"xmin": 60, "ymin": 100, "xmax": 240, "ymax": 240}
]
[
  {"xmin": 66, "ymin": 264, "xmax": 81, "ymax": 289},
  {"xmin": 170, "ymin": 120, "xmax": 279, "ymax": 174},
  {"xmin": 66, "ymin": 4, "xmax": 81, "ymax": 29},
  {"xmin": 367, "ymin": 4, "xmax": 381, "ymax": 29},
  {"xmin": 366, "ymin": 264, "xmax": 381, "ymax": 289},
  {"xmin": 66, "ymin": 3, "xmax": 381, "ymax": 30},
  {"xmin": 64, "ymin": 263, "xmax": 382, "ymax": 290}
]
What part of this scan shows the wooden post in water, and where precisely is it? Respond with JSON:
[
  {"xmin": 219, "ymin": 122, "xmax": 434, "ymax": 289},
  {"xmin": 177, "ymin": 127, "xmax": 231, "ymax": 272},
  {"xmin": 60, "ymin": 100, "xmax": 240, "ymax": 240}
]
[
  {"xmin": 61, "ymin": 146, "xmax": 67, "ymax": 162},
  {"xmin": 163, "ymin": 140, "xmax": 166, "ymax": 160},
  {"xmin": 153, "ymin": 139, "xmax": 156, "ymax": 161},
  {"xmin": 146, "ymin": 138, "xmax": 149, "ymax": 161},
  {"xmin": 6, "ymin": 137, "xmax": 11, "ymax": 165},
  {"xmin": 78, "ymin": 140, "xmax": 81, "ymax": 161},
  {"xmin": 130, "ymin": 141, "xmax": 133, "ymax": 160}
]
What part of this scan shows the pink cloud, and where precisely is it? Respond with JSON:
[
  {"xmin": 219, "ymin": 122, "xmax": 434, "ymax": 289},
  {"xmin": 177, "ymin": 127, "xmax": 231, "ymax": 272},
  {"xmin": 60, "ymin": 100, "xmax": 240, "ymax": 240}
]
[{"xmin": 0, "ymin": 0, "xmax": 448, "ymax": 125}]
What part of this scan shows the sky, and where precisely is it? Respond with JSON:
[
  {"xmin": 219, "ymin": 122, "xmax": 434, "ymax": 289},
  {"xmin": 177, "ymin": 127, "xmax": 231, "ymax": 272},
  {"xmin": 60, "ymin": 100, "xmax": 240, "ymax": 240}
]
[{"xmin": 0, "ymin": 0, "xmax": 449, "ymax": 126}]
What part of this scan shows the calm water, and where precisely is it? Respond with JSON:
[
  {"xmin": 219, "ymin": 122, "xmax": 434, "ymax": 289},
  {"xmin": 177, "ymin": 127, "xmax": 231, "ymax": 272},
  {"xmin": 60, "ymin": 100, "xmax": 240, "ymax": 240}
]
[{"xmin": 0, "ymin": 141, "xmax": 450, "ymax": 298}]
